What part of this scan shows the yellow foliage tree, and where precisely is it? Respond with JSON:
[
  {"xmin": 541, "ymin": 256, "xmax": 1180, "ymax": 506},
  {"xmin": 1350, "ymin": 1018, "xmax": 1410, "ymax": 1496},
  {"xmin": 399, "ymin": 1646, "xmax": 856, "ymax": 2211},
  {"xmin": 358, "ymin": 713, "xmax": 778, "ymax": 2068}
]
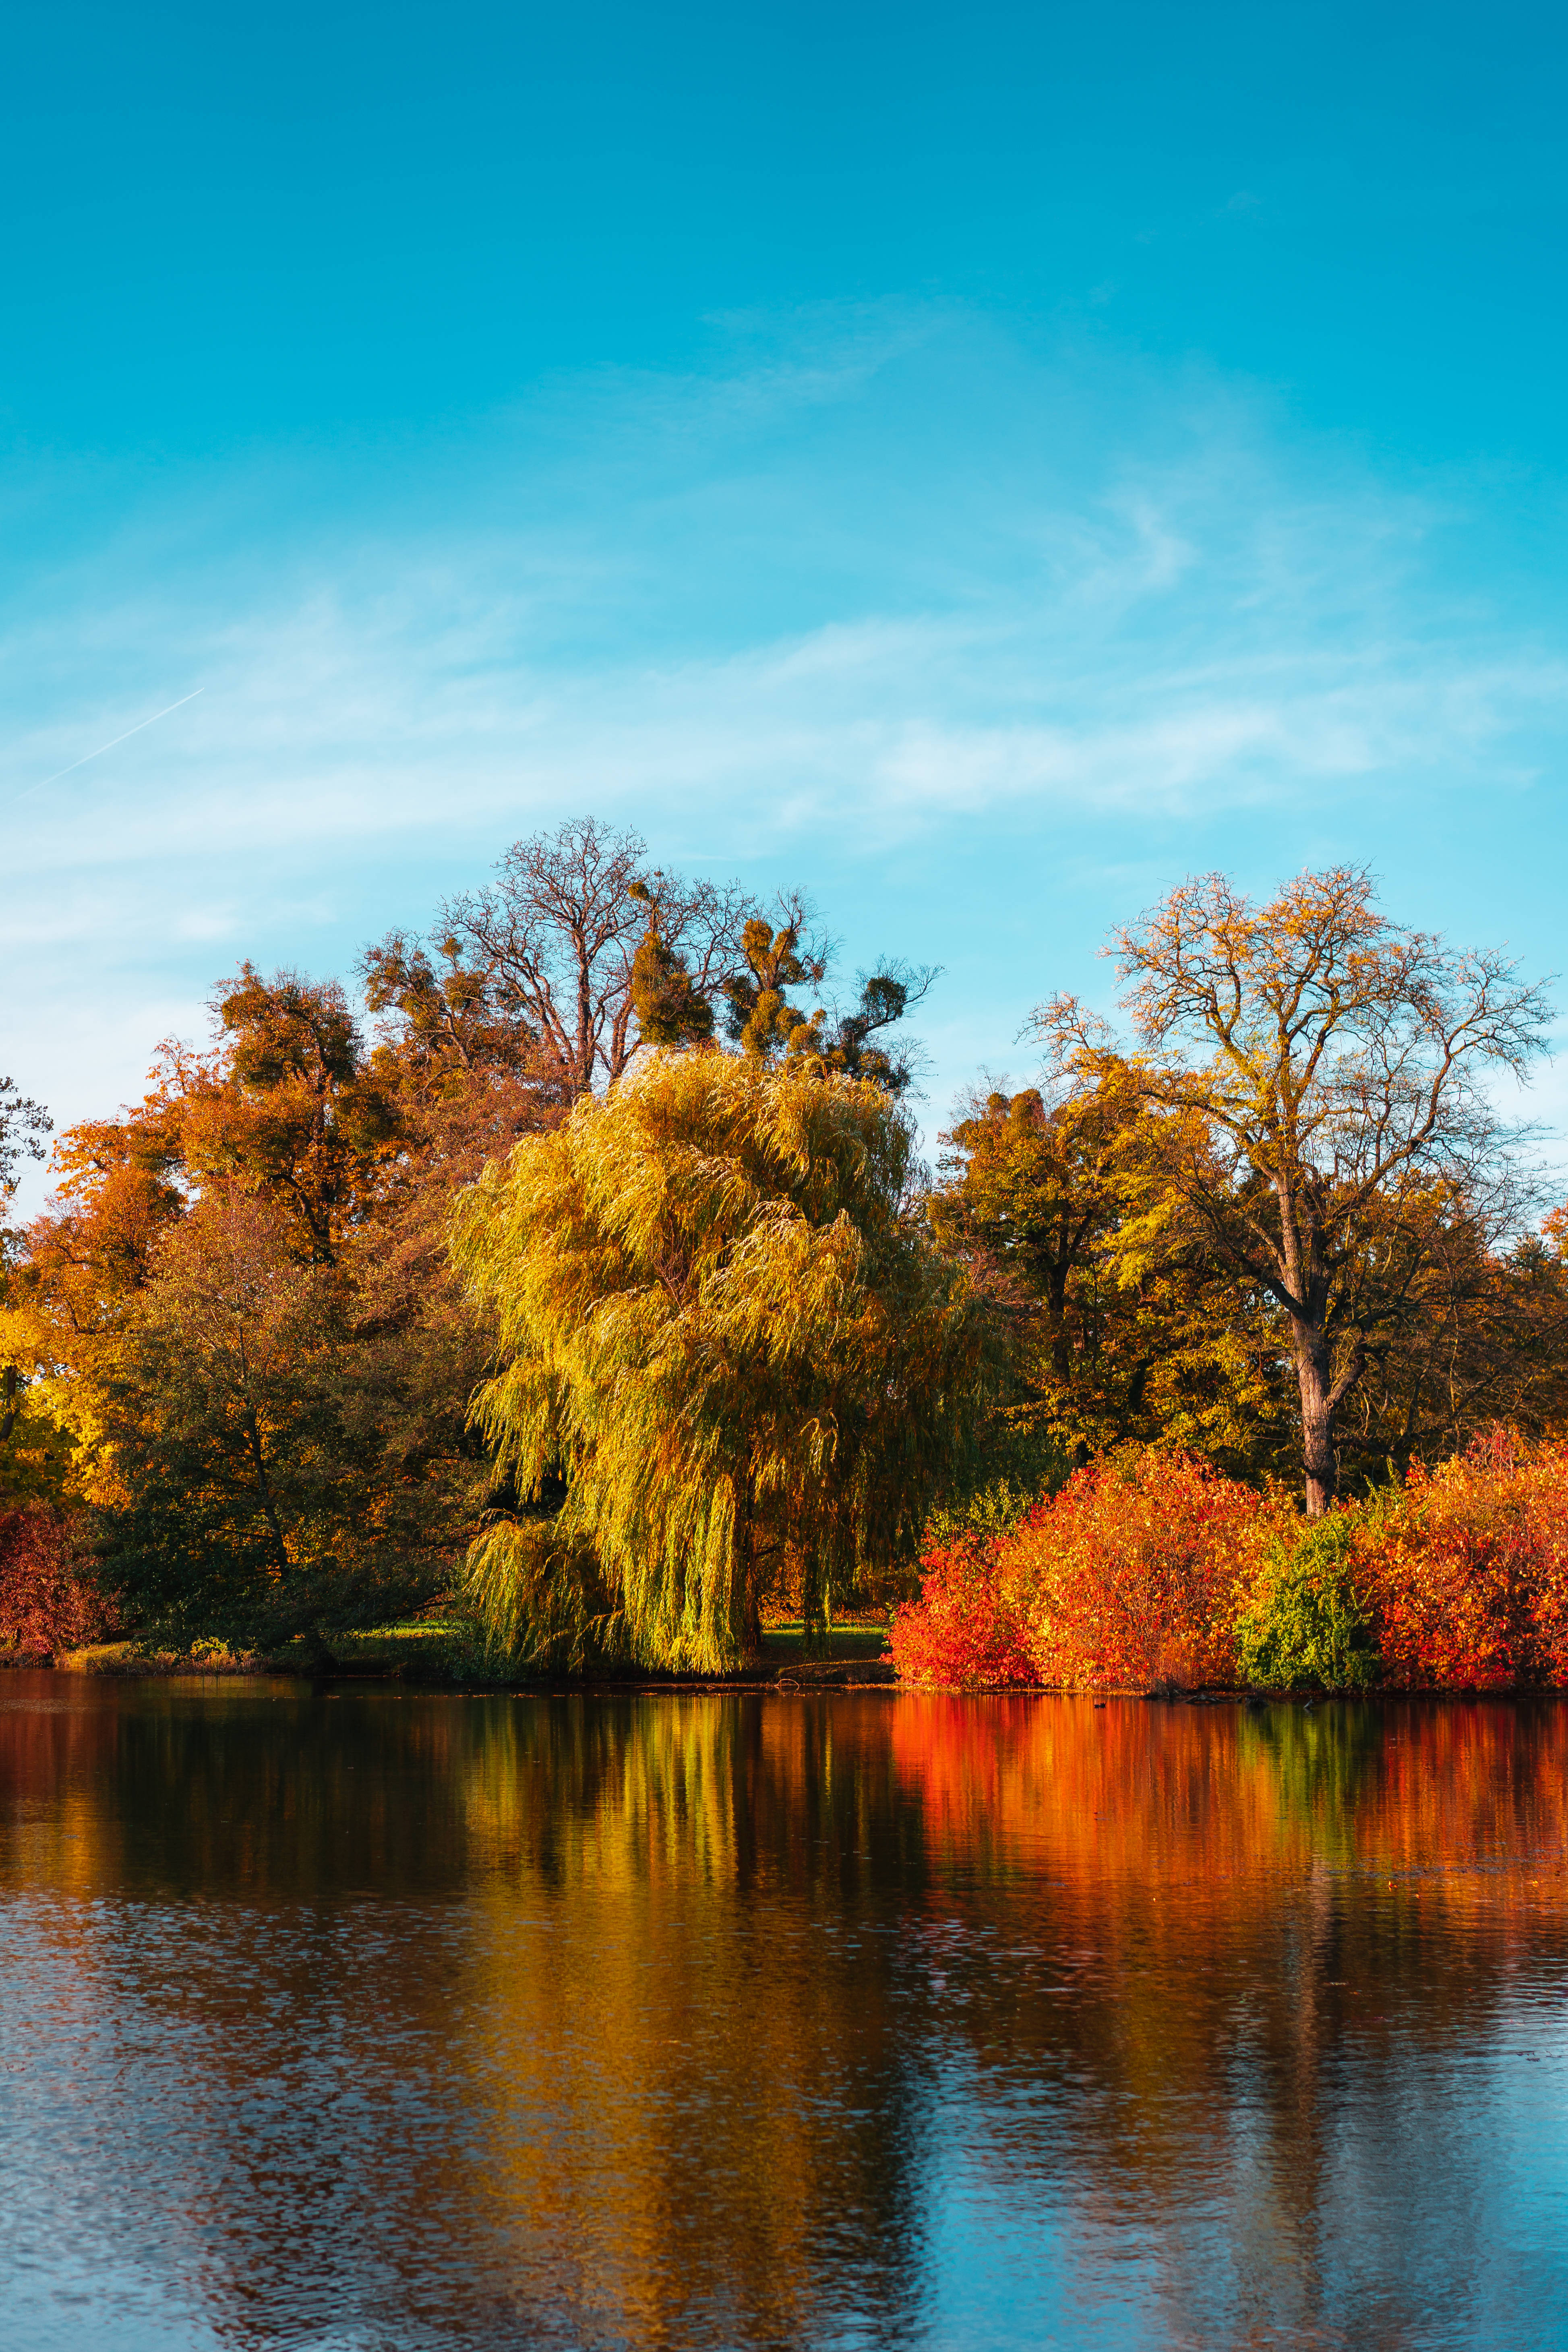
[
  {"xmin": 1036, "ymin": 868, "xmax": 1552, "ymax": 1513},
  {"xmin": 453, "ymin": 1050, "xmax": 1006, "ymax": 1670}
]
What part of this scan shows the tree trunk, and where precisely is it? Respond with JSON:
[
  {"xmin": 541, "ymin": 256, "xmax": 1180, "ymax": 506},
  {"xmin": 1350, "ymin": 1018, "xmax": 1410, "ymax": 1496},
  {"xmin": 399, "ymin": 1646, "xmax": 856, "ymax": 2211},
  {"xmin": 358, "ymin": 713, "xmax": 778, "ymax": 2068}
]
[
  {"xmin": 575, "ymin": 933, "xmax": 596, "ymax": 1098},
  {"xmin": 731, "ymin": 1471, "xmax": 762, "ymax": 1663},
  {"xmin": 244, "ymin": 1407, "xmax": 290, "ymax": 1572},
  {"xmin": 1292, "ymin": 1325, "xmax": 1337, "ymax": 1517},
  {"xmin": 1046, "ymin": 1262, "xmax": 1071, "ymax": 1380}
]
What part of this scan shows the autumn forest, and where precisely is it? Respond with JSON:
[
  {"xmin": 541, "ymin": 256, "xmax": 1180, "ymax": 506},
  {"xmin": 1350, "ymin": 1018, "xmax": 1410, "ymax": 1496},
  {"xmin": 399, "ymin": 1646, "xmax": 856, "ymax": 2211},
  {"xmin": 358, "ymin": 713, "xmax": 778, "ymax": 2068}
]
[{"xmin": 4, "ymin": 817, "xmax": 1568, "ymax": 1691}]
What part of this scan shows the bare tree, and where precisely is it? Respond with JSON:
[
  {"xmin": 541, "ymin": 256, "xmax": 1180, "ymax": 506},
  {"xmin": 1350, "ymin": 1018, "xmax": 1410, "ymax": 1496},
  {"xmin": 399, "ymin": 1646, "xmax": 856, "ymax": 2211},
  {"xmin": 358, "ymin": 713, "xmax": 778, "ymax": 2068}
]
[
  {"xmin": 440, "ymin": 818, "xmax": 763, "ymax": 1099},
  {"xmin": 1032, "ymin": 867, "xmax": 1554, "ymax": 1513},
  {"xmin": 383, "ymin": 815, "xmax": 935, "ymax": 1112}
]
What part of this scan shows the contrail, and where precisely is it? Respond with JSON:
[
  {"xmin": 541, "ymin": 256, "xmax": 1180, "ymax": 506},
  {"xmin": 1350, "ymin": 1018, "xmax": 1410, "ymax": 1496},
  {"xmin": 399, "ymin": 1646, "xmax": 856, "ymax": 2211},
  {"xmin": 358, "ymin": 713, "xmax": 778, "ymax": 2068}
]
[{"xmin": 14, "ymin": 687, "xmax": 205, "ymax": 805}]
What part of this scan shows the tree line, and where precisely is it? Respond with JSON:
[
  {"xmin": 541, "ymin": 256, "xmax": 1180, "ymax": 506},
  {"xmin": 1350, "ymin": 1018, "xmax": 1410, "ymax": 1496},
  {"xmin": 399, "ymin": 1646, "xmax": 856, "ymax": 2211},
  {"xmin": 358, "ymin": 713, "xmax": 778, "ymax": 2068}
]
[{"xmin": 1, "ymin": 825, "xmax": 1564, "ymax": 1671}]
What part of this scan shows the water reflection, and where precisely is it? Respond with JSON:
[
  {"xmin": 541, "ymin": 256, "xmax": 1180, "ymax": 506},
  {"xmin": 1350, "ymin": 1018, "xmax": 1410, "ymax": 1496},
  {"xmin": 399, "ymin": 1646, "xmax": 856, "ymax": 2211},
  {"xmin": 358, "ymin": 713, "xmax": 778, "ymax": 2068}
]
[{"xmin": 0, "ymin": 1679, "xmax": 1564, "ymax": 2348}]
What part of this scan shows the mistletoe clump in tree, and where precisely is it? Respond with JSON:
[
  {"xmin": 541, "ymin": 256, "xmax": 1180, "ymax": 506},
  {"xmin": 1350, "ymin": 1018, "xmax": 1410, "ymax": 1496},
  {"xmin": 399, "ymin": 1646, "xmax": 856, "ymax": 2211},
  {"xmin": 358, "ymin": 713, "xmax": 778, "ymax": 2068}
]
[
  {"xmin": 453, "ymin": 1049, "xmax": 1003, "ymax": 1671},
  {"xmin": 719, "ymin": 908, "xmax": 935, "ymax": 1094}
]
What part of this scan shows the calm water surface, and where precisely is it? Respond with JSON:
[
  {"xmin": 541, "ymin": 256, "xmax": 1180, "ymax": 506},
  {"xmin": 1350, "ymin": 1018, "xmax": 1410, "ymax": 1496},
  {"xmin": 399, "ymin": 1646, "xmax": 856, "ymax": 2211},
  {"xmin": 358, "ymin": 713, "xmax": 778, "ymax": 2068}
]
[{"xmin": 0, "ymin": 1677, "xmax": 1565, "ymax": 2349}]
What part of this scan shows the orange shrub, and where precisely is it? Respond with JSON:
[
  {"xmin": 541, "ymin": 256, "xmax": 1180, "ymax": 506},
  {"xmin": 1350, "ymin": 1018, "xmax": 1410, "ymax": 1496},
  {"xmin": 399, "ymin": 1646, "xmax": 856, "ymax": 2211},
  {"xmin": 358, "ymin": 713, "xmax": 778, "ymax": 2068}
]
[
  {"xmin": 1358, "ymin": 1431, "xmax": 1568, "ymax": 1688},
  {"xmin": 1004, "ymin": 1451, "xmax": 1270, "ymax": 1690},
  {"xmin": 894, "ymin": 1452, "xmax": 1272, "ymax": 1690},
  {"xmin": 887, "ymin": 1530, "xmax": 1037, "ymax": 1689},
  {"xmin": 896, "ymin": 1434, "xmax": 1568, "ymax": 1693}
]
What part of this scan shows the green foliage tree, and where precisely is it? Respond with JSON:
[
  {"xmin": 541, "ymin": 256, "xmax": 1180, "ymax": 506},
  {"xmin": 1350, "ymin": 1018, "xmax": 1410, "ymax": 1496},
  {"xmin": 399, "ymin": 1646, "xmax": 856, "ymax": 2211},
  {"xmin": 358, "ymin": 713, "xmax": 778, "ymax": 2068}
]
[
  {"xmin": 98, "ymin": 1177, "xmax": 478, "ymax": 1648},
  {"xmin": 627, "ymin": 879, "xmax": 717, "ymax": 1049},
  {"xmin": 453, "ymin": 1051, "xmax": 1006, "ymax": 1670},
  {"xmin": 101, "ymin": 1187, "xmax": 351, "ymax": 1638},
  {"xmin": 721, "ymin": 909, "xmax": 933, "ymax": 1093},
  {"xmin": 930, "ymin": 1076, "xmax": 1297, "ymax": 1489}
]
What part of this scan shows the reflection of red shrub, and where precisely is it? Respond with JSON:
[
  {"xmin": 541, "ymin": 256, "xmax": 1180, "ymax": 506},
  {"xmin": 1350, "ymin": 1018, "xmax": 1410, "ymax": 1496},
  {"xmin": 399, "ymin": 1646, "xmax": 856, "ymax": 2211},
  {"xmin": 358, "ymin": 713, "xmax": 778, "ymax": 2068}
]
[
  {"xmin": 1360, "ymin": 1432, "xmax": 1568, "ymax": 1689},
  {"xmin": 887, "ymin": 1688, "xmax": 1568, "ymax": 1918},
  {"xmin": 0, "ymin": 1507, "xmax": 107, "ymax": 1657},
  {"xmin": 888, "ymin": 1531, "xmax": 1037, "ymax": 1689}
]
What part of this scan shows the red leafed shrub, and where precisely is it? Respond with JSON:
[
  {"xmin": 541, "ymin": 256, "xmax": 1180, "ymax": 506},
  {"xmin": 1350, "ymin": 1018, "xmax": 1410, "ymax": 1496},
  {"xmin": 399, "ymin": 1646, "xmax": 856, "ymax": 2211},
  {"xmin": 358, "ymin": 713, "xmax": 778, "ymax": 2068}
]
[
  {"xmin": 887, "ymin": 1530, "xmax": 1038, "ymax": 1689},
  {"xmin": 0, "ymin": 1506, "xmax": 108, "ymax": 1657},
  {"xmin": 1005, "ymin": 1451, "xmax": 1270, "ymax": 1690},
  {"xmin": 894, "ymin": 1451, "xmax": 1272, "ymax": 1690},
  {"xmin": 895, "ymin": 1433, "xmax": 1568, "ymax": 1693},
  {"xmin": 1359, "ymin": 1431, "xmax": 1568, "ymax": 1688}
]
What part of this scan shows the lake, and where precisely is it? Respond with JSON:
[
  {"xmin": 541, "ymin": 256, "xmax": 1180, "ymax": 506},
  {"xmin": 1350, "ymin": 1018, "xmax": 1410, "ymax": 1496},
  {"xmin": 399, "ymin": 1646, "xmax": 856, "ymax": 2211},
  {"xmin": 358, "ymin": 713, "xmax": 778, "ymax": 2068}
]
[{"xmin": 0, "ymin": 1675, "xmax": 1564, "ymax": 2349}]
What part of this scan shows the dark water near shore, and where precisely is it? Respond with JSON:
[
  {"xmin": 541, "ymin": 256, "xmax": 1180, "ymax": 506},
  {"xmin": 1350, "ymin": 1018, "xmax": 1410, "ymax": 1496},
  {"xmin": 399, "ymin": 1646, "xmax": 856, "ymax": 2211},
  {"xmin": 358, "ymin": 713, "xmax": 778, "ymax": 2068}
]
[{"xmin": 1, "ymin": 1678, "xmax": 1566, "ymax": 2350}]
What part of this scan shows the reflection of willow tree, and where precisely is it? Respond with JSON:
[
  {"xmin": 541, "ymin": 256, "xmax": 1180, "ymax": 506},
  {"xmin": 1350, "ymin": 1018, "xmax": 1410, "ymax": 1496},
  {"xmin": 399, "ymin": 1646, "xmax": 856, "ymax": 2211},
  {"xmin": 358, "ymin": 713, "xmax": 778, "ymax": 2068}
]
[
  {"xmin": 889, "ymin": 1695, "xmax": 1568, "ymax": 2342},
  {"xmin": 0, "ymin": 1686, "xmax": 936, "ymax": 2349},
  {"xmin": 455, "ymin": 1694, "xmax": 934, "ymax": 2349}
]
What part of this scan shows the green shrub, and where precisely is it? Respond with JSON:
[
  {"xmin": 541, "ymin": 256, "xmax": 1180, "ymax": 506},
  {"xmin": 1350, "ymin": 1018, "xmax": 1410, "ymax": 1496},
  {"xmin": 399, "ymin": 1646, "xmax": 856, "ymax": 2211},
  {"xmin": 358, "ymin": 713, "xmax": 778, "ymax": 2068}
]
[{"xmin": 1237, "ymin": 1512, "xmax": 1380, "ymax": 1692}]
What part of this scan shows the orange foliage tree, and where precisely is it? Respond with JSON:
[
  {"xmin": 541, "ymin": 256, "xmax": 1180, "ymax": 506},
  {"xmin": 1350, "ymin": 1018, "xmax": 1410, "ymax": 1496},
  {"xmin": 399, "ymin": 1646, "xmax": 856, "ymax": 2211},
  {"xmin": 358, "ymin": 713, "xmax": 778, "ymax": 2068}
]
[
  {"xmin": 11, "ymin": 964, "xmax": 521, "ymax": 1637},
  {"xmin": 929, "ymin": 1074, "xmax": 1298, "ymax": 1485}
]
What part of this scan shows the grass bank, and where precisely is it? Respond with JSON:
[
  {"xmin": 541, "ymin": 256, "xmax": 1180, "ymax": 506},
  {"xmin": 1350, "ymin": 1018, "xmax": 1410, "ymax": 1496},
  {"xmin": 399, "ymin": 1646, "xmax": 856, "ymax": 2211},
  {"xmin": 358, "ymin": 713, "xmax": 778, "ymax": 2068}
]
[{"xmin": 13, "ymin": 1614, "xmax": 895, "ymax": 1688}]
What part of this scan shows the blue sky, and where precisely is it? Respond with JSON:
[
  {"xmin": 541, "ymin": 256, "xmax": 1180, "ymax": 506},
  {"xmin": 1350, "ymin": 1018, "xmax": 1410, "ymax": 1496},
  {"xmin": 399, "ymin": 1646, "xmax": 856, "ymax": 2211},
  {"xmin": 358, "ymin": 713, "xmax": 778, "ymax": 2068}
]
[{"xmin": 5, "ymin": 0, "xmax": 1568, "ymax": 1196}]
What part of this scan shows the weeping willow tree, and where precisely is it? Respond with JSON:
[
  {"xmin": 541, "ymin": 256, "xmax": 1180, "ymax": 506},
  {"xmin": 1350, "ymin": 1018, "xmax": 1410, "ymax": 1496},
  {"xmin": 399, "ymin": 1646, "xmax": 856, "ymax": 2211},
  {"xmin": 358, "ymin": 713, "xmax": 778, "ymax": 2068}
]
[{"xmin": 451, "ymin": 1049, "xmax": 1006, "ymax": 1670}]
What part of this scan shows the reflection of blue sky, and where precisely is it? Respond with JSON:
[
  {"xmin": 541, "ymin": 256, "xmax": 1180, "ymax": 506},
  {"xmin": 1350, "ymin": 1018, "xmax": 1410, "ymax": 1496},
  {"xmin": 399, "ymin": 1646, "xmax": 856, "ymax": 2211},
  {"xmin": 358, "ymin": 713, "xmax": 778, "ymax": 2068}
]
[
  {"xmin": 917, "ymin": 2029, "xmax": 1568, "ymax": 2348},
  {"xmin": 4, "ymin": 3, "xmax": 1568, "ymax": 1192},
  {"xmin": 920, "ymin": 2054, "xmax": 1167, "ymax": 2350}
]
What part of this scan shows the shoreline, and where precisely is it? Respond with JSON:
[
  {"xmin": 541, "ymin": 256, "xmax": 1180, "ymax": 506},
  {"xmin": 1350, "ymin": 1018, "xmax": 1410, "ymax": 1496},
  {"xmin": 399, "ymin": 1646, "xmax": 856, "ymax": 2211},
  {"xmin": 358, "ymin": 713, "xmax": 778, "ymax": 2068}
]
[{"xmin": 6, "ymin": 1652, "xmax": 1568, "ymax": 1702}]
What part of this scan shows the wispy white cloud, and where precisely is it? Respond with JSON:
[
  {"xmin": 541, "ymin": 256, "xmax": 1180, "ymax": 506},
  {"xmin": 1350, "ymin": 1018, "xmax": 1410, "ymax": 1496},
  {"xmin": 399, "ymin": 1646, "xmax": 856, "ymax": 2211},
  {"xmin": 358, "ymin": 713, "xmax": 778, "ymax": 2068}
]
[
  {"xmin": 3, "ymin": 304, "xmax": 1566, "ymax": 1181},
  {"xmin": 7, "ymin": 583, "xmax": 1559, "ymax": 893}
]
